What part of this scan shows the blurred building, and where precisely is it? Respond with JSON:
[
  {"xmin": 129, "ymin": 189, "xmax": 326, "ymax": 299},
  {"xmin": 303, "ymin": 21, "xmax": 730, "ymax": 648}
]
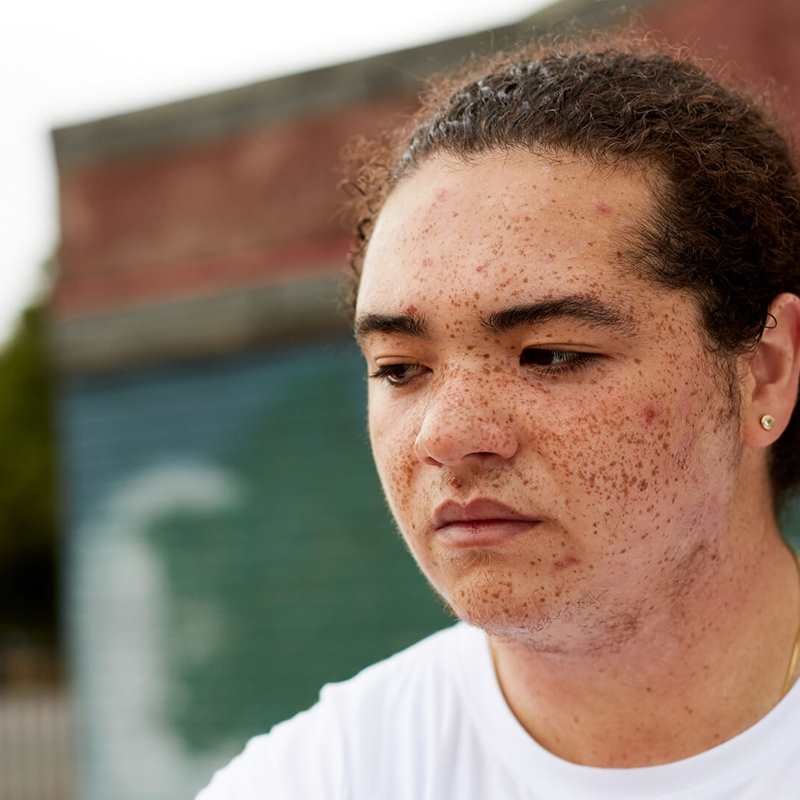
[{"xmin": 49, "ymin": 0, "xmax": 800, "ymax": 798}]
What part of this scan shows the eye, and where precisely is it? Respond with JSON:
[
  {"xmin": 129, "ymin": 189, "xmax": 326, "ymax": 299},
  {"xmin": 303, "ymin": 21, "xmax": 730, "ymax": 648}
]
[
  {"xmin": 369, "ymin": 349, "xmax": 600, "ymax": 388},
  {"xmin": 369, "ymin": 363, "xmax": 427, "ymax": 387},
  {"xmin": 520, "ymin": 348, "xmax": 599, "ymax": 374}
]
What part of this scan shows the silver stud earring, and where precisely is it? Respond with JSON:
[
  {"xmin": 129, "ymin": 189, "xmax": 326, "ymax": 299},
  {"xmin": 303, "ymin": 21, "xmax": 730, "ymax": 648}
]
[{"xmin": 760, "ymin": 414, "xmax": 775, "ymax": 431}]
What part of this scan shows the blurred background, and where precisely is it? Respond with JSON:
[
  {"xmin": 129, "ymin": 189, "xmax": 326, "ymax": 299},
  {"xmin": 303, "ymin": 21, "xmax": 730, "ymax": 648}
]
[{"xmin": 3, "ymin": 0, "xmax": 800, "ymax": 798}]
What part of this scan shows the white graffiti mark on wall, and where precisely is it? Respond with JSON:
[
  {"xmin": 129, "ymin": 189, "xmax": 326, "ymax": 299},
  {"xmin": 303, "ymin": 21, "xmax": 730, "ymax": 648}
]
[{"xmin": 73, "ymin": 460, "xmax": 241, "ymax": 800}]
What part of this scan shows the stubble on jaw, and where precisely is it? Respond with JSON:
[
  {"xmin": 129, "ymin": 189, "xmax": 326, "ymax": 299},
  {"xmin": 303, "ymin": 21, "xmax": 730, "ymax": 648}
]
[
  {"xmin": 439, "ymin": 570, "xmax": 642, "ymax": 657},
  {"xmin": 418, "ymin": 481, "xmax": 732, "ymax": 659},
  {"xmin": 413, "ymin": 547, "xmax": 622, "ymax": 655}
]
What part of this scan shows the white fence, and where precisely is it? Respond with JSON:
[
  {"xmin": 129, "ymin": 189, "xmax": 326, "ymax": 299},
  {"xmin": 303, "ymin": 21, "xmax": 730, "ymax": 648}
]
[{"xmin": 0, "ymin": 690, "xmax": 73, "ymax": 800}]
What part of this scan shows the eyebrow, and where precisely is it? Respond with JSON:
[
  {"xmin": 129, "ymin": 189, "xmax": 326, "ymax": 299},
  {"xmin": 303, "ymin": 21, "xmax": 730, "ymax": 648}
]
[{"xmin": 353, "ymin": 294, "xmax": 637, "ymax": 345}]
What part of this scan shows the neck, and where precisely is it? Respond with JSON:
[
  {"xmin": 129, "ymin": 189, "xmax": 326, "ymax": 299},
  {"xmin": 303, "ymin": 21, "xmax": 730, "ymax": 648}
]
[{"xmin": 488, "ymin": 526, "xmax": 800, "ymax": 768}]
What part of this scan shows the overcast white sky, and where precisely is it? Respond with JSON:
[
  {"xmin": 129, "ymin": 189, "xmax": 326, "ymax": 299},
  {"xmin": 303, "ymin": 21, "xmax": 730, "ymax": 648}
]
[{"xmin": 1, "ymin": 0, "xmax": 555, "ymax": 347}]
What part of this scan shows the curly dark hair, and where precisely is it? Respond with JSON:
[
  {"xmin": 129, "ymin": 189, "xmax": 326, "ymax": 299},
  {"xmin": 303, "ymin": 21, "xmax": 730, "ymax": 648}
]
[{"xmin": 341, "ymin": 35, "xmax": 800, "ymax": 513}]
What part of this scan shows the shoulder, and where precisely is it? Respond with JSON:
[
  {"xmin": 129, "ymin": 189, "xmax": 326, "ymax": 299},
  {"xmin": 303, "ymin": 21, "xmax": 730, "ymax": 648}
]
[{"xmin": 196, "ymin": 622, "xmax": 476, "ymax": 800}]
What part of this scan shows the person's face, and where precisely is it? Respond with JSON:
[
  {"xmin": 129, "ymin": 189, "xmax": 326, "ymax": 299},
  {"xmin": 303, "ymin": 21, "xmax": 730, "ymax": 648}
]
[{"xmin": 355, "ymin": 150, "xmax": 742, "ymax": 652}]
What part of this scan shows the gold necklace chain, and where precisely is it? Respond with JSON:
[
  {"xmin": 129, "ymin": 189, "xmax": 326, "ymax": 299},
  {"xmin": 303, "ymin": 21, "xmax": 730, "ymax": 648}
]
[{"xmin": 780, "ymin": 548, "xmax": 800, "ymax": 699}]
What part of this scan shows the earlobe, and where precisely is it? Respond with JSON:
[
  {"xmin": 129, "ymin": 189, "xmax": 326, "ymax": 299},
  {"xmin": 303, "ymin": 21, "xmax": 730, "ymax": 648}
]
[{"xmin": 743, "ymin": 293, "xmax": 800, "ymax": 448}]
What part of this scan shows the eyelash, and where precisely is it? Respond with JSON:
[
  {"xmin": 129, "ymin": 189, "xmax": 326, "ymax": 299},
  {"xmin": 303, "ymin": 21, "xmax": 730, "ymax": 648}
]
[{"xmin": 368, "ymin": 349, "xmax": 600, "ymax": 387}]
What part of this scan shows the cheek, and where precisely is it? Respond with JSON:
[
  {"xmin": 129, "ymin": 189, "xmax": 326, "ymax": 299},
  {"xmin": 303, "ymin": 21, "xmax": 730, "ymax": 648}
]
[
  {"xmin": 368, "ymin": 396, "xmax": 419, "ymax": 514},
  {"xmin": 537, "ymin": 388, "xmax": 679, "ymax": 505},
  {"xmin": 540, "ymin": 374, "xmax": 733, "ymax": 547}
]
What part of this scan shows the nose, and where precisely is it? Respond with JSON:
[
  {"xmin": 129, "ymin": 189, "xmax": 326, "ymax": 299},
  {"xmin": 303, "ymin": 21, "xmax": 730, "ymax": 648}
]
[{"xmin": 413, "ymin": 372, "xmax": 519, "ymax": 466}]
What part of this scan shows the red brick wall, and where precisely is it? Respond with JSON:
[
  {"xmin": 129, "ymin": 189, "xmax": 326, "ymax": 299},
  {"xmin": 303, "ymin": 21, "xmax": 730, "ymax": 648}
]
[
  {"xmin": 54, "ymin": 97, "xmax": 413, "ymax": 318},
  {"xmin": 643, "ymin": 0, "xmax": 800, "ymax": 124},
  {"xmin": 54, "ymin": 0, "xmax": 800, "ymax": 321}
]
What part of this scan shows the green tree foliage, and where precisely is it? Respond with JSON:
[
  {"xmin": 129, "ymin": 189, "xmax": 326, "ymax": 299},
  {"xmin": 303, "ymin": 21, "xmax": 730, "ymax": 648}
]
[{"xmin": 0, "ymin": 302, "xmax": 57, "ymax": 640}]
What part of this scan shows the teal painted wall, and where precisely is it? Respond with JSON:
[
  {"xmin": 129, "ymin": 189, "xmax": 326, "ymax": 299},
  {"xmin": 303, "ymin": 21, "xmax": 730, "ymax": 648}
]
[
  {"xmin": 60, "ymin": 338, "xmax": 452, "ymax": 800},
  {"xmin": 781, "ymin": 505, "xmax": 800, "ymax": 550}
]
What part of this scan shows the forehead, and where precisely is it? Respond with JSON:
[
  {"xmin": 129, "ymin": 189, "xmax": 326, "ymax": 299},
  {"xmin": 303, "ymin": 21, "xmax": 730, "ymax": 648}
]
[{"xmin": 357, "ymin": 150, "xmax": 658, "ymax": 320}]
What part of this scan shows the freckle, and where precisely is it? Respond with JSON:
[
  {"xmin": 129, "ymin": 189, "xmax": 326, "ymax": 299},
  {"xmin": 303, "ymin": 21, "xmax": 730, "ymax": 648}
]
[{"xmin": 553, "ymin": 556, "xmax": 580, "ymax": 570}]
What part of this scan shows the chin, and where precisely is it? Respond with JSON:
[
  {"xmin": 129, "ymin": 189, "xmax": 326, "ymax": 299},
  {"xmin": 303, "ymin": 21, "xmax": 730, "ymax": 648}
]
[
  {"xmin": 461, "ymin": 608, "xmax": 575, "ymax": 653},
  {"xmin": 440, "ymin": 575, "xmax": 558, "ymax": 642},
  {"xmin": 437, "ymin": 571, "xmax": 613, "ymax": 655},
  {"xmin": 416, "ymin": 547, "xmax": 584, "ymax": 642}
]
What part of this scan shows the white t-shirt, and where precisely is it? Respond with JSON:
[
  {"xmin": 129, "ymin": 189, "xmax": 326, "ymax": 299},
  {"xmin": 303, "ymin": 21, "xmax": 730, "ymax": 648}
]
[{"xmin": 196, "ymin": 621, "xmax": 800, "ymax": 799}]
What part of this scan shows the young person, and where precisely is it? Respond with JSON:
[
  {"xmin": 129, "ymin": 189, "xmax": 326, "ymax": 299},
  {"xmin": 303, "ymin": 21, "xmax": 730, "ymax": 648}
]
[{"xmin": 198, "ymin": 39, "xmax": 800, "ymax": 799}]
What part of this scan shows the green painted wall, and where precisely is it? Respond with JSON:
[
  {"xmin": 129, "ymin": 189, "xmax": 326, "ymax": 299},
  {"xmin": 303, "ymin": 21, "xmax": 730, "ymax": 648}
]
[{"xmin": 61, "ymin": 339, "xmax": 452, "ymax": 800}]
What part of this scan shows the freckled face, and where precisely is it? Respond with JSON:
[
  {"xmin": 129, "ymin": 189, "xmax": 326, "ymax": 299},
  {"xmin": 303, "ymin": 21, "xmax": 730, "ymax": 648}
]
[{"xmin": 355, "ymin": 151, "xmax": 741, "ymax": 652}]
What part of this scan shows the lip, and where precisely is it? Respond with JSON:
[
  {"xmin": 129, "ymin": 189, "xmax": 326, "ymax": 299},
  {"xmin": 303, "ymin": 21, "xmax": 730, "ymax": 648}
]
[
  {"xmin": 432, "ymin": 497, "xmax": 540, "ymax": 530},
  {"xmin": 435, "ymin": 519, "xmax": 541, "ymax": 548},
  {"xmin": 431, "ymin": 498, "xmax": 541, "ymax": 546}
]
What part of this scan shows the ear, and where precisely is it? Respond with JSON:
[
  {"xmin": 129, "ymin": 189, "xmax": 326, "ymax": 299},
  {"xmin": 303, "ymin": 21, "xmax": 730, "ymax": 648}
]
[{"xmin": 741, "ymin": 292, "xmax": 800, "ymax": 448}]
